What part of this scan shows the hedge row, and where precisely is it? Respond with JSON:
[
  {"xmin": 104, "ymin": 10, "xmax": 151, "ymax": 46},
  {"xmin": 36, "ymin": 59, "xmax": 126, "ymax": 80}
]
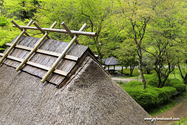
[
  {"xmin": 146, "ymin": 74, "xmax": 186, "ymax": 92},
  {"xmin": 123, "ymin": 81, "xmax": 177, "ymax": 109},
  {"xmin": 120, "ymin": 74, "xmax": 186, "ymax": 109}
]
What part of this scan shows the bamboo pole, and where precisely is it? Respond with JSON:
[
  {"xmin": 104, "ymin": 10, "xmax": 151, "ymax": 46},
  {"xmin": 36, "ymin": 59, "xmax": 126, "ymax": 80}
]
[
  {"xmin": 41, "ymin": 23, "xmax": 87, "ymax": 83},
  {"xmin": 33, "ymin": 22, "xmax": 51, "ymax": 39},
  {"xmin": 61, "ymin": 22, "xmax": 80, "ymax": 44},
  {"xmin": 0, "ymin": 20, "xmax": 33, "ymax": 64},
  {"xmin": 11, "ymin": 20, "xmax": 30, "ymax": 37},
  {"xmin": 16, "ymin": 21, "xmax": 57, "ymax": 71},
  {"xmin": 12, "ymin": 25, "xmax": 96, "ymax": 36}
]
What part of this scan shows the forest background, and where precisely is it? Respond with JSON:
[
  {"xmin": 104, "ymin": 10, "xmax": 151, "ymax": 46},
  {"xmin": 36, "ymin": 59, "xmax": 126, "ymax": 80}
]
[{"xmin": 0, "ymin": 0, "xmax": 187, "ymax": 90}]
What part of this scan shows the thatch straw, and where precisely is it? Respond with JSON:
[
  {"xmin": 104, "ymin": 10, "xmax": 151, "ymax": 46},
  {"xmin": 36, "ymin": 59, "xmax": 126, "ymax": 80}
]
[{"xmin": 0, "ymin": 57, "xmax": 156, "ymax": 125}]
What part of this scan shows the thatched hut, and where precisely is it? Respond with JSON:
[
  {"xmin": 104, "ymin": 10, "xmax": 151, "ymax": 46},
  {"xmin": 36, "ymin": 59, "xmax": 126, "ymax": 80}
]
[
  {"xmin": 0, "ymin": 36, "xmax": 157, "ymax": 125},
  {"xmin": 0, "ymin": 20, "xmax": 157, "ymax": 124}
]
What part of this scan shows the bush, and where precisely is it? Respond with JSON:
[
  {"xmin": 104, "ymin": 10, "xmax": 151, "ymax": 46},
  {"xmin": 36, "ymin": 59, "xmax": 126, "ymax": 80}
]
[
  {"xmin": 167, "ymin": 78, "xmax": 186, "ymax": 92},
  {"xmin": 146, "ymin": 74, "xmax": 158, "ymax": 87},
  {"xmin": 157, "ymin": 87, "xmax": 177, "ymax": 102},
  {"xmin": 145, "ymin": 74, "xmax": 170, "ymax": 87},
  {"xmin": 124, "ymin": 81, "xmax": 177, "ymax": 109},
  {"xmin": 146, "ymin": 74, "xmax": 185, "ymax": 92}
]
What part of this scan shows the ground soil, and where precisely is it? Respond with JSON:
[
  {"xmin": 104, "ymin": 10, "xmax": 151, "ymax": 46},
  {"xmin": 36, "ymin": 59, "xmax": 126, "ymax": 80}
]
[
  {"xmin": 111, "ymin": 75, "xmax": 141, "ymax": 83},
  {"xmin": 153, "ymin": 99, "xmax": 187, "ymax": 125}
]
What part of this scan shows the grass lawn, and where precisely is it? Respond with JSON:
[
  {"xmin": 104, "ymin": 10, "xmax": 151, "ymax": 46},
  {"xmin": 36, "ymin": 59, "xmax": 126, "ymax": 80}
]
[{"xmin": 120, "ymin": 68, "xmax": 140, "ymax": 78}]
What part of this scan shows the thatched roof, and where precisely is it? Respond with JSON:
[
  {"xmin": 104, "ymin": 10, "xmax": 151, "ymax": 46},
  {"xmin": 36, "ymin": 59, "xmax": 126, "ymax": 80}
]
[
  {"xmin": 0, "ymin": 56, "xmax": 156, "ymax": 124},
  {"xmin": 102, "ymin": 57, "xmax": 120, "ymax": 66},
  {"xmin": 0, "ymin": 36, "xmax": 98, "ymax": 88}
]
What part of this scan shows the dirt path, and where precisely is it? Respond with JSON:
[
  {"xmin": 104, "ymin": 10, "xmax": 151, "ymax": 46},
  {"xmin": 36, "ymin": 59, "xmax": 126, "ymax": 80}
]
[
  {"xmin": 153, "ymin": 99, "xmax": 187, "ymax": 125},
  {"xmin": 111, "ymin": 77, "xmax": 141, "ymax": 82}
]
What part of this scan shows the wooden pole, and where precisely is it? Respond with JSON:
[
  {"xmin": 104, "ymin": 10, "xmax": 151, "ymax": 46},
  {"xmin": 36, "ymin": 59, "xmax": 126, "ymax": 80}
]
[
  {"xmin": 16, "ymin": 21, "xmax": 57, "ymax": 71},
  {"xmin": 61, "ymin": 22, "xmax": 80, "ymax": 44},
  {"xmin": 11, "ymin": 20, "xmax": 30, "ymax": 37},
  {"xmin": 113, "ymin": 65, "xmax": 115, "ymax": 74},
  {"xmin": 41, "ymin": 23, "xmax": 87, "ymax": 83},
  {"xmin": 0, "ymin": 20, "xmax": 33, "ymax": 64},
  {"xmin": 33, "ymin": 22, "xmax": 51, "ymax": 39},
  {"xmin": 12, "ymin": 25, "xmax": 96, "ymax": 36}
]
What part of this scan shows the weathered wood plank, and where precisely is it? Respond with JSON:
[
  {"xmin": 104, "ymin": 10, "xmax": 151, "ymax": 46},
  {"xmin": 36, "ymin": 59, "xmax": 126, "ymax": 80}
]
[
  {"xmin": 6, "ymin": 43, "xmax": 32, "ymax": 51},
  {"xmin": 0, "ymin": 53, "xmax": 68, "ymax": 76},
  {"xmin": 49, "ymin": 74, "xmax": 65, "ymax": 85},
  {"xmin": 16, "ymin": 22, "xmax": 57, "ymax": 71},
  {"xmin": 57, "ymin": 60, "xmax": 76, "ymax": 73},
  {"xmin": 41, "ymin": 23, "xmax": 87, "ymax": 83},
  {"xmin": 1, "ymin": 36, "xmax": 93, "ymax": 86},
  {"xmin": 27, "ymin": 61, "xmax": 68, "ymax": 76},
  {"xmin": 6, "ymin": 43, "xmax": 78, "ymax": 61}
]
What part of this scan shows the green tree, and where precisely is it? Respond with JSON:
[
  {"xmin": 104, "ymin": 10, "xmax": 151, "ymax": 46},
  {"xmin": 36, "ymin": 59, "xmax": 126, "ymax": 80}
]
[
  {"xmin": 77, "ymin": 0, "xmax": 115, "ymax": 63},
  {"xmin": 3, "ymin": 0, "xmax": 40, "ymax": 20},
  {"xmin": 116, "ymin": 0, "xmax": 159, "ymax": 89},
  {"xmin": 116, "ymin": 0, "xmax": 184, "ymax": 89},
  {"xmin": 34, "ymin": 0, "xmax": 80, "ymax": 40},
  {"xmin": 143, "ymin": 1, "xmax": 186, "ymax": 87},
  {"xmin": 0, "ymin": 16, "xmax": 27, "ymax": 51},
  {"xmin": 115, "ymin": 38, "xmax": 138, "ymax": 76}
]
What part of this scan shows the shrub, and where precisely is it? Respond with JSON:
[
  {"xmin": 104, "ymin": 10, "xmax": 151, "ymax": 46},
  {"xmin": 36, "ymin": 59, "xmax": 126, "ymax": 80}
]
[
  {"xmin": 157, "ymin": 87, "xmax": 177, "ymax": 102},
  {"xmin": 124, "ymin": 81, "xmax": 177, "ymax": 109},
  {"xmin": 146, "ymin": 74, "xmax": 158, "ymax": 87},
  {"xmin": 167, "ymin": 78, "xmax": 186, "ymax": 92}
]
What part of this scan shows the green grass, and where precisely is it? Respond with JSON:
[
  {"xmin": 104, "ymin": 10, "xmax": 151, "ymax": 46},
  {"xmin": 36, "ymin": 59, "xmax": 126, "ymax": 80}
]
[
  {"xmin": 120, "ymin": 67, "xmax": 186, "ymax": 79},
  {"xmin": 120, "ymin": 68, "xmax": 140, "ymax": 78},
  {"xmin": 171, "ymin": 116, "xmax": 187, "ymax": 125}
]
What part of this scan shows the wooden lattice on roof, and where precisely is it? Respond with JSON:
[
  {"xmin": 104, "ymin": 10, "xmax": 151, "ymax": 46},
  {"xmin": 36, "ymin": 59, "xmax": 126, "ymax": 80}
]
[{"xmin": 0, "ymin": 20, "xmax": 98, "ymax": 88}]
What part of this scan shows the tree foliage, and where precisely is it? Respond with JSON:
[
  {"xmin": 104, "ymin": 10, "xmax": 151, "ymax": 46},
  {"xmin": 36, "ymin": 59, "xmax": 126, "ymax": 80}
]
[{"xmin": 0, "ymin": 0, "xmax": 187, "ymax": 90}]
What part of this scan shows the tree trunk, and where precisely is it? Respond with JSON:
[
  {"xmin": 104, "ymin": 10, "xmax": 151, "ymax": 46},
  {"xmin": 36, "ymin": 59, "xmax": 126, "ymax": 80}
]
[
  {"xmin": 138, "ymin": 53, "xmax": 146, "ymax": 90},
  {"xmin": 184, "ymin": 74, "xmax": 187, "ymax": 85},
  {"xmin": 154, "ymin": 68, "xmax": 162, "ymax": 88},
  {"xmin": 159, "ymin": 74, "xmax": 170, "ymax": 88},
  {"xmin": 178, "ymin": 64, "xmax": 187, "ymax": 84},
  {"xmin": 129, "ymin": 65, "xmax": 134, "ymax": 76}
]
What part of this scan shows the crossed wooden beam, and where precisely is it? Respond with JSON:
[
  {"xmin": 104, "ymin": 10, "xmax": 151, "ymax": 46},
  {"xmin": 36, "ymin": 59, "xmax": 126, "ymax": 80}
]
[{"xmin": 0, "ymin": 20, "xmax": 96, "ymax": 83}]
